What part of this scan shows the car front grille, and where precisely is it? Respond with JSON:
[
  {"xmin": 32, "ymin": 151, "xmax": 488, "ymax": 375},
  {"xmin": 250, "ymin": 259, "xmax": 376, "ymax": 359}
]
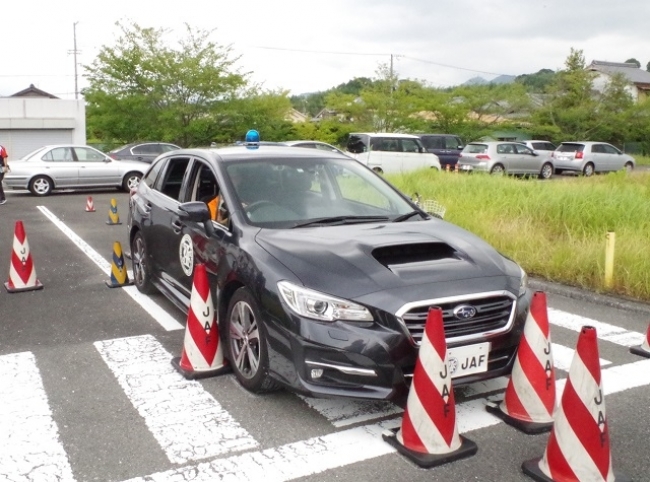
[{"xmin": 396, "ymin": 292, "xmax": 516, "ymax": 345}]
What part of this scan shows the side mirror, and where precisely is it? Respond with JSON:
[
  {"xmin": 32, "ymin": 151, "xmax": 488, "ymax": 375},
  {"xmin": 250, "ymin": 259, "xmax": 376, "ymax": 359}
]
[
  {"xmin": 531, "ymin": 151, "xmax": 539, "ymax": 156},
  {"xmin": 179, "ymin": 201, "xmax": 216, "ymax": 237},
  {"xmin": 457, "ymin": 145, "xmax": 464, "ymax": 150},
  {"xmin": 104, "ymin": 157, "xmax": 112, "ymax": 163}
]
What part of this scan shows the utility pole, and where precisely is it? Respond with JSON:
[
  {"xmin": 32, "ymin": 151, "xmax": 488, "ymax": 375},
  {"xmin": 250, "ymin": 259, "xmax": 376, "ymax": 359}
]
[{"xmin": 68, "ymin": 22, "xmax": 81, "ymax": 99}]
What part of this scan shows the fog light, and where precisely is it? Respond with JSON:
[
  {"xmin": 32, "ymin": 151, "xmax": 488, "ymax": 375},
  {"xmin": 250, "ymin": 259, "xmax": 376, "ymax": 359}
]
[{"xmin": 311, "ymin": 368, "xmax": 324, "ymax": 379}]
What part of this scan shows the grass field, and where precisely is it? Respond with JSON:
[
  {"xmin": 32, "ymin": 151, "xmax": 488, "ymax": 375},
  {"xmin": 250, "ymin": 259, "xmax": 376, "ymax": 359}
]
[
  {"xmin": 387, "ymin": 169, "xmax": 650, "ymax": 302},
  {"xmin": 635, "ymin": 155, "xmax": 650, "ymax": 166}
]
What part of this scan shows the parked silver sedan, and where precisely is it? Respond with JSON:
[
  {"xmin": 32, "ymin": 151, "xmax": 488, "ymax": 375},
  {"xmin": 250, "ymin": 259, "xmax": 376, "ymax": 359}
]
[
  {"xmin": 552, "ymin": 142, "xmax": 635, "ymax": 176},
  {"xmin": 458, "ymin": 141, "xmax": 554, "ymax": 179},
  {"xmin": 284, "ymin": 140, "xmax": 350, "ymax": 157},
  {"xmin": 3, "ymin": 145, "xmax": 149, "ymax": 196}
]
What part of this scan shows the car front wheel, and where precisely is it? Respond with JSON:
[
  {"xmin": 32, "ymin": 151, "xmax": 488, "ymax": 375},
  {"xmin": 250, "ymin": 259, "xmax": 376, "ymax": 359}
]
[
  {"xmin": 624, "ymin": 162, "xmax": 634, "ymax": 173},
  {"xmin": 539, "ymin": 162, "xmax": 553, "ymax": 180},
  {"xmin": 131, "ymin": 231, "xmax": 157, "ymax": 294},
  {"xmin": 29, "ymin": 175, "xmax": 53, "ymax": 196},
  {"xmin": 226, "ymin": 287, "xmax": 280, "ymax": 393},
  {"xmin": 582, "ymin": 163, "xmax": 595, "ymax": 177}
]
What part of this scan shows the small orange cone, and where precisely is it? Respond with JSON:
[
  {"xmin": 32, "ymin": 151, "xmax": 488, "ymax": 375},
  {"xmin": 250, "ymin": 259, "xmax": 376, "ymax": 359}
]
[
  {"xmin": 105, "ymin": 241, "xmax": 133, "ymax": 288},
  {"xmin": 630, "ymin": 322, "xmax": 650, "ymax": 358},
  {"xmin": 486, "ymin": 291, "xmax": 556, "ymax": 433},
  {"xmin": 382, "ymin": 307, "xmax": 477, "ymax": 468},
  {"xmin": 522, "ymin": 326, "xmax": 631, "ymax": 482},
  {"xmin": 172, "ymin": 263, "xmax": 229, "ymax": 379},
  {"xmin": 106, "ymin": 198, "xmax": 122, "ymax": 225},
  {"xmin": 85, "ymin": 196, "xmax": 96, "ymax": 212},
  {"xmin": 4, "ymin": 221, "xmax": 43, "ymax": 293}
]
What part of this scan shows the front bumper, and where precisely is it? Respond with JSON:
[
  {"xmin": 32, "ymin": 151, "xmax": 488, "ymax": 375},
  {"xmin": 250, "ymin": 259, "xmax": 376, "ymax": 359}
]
[{"xmin": 265, "ymin": 289, "xmax": 531, "ymax": 401}]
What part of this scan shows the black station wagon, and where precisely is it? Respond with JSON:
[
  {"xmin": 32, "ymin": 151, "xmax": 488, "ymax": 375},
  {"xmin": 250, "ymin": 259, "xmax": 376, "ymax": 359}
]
[{"xmin": 127, "ymin": 144, "xmax": 531, "ymax": 400}]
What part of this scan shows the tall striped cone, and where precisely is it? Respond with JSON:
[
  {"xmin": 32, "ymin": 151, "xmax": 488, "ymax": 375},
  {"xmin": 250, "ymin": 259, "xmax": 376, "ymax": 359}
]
[
  {"xmin": 105, "ymin": 241, "xmax": 133, "ymax": 288},
  {"xmin": 522, "ymin": 326, "xmax": 631, "ymax": 482},
  {"xmin": 629, "ymin": 322, "xmax": 650, "ymax": 358},
  {"xmin": 382, "ymin": 307, "xmax": 477, "ymax": 468},
  {"xmin": 486, "ymin": 291, "xmax": 556, "ymax": 434},
  {"xmin": 106, "ymin": 198, "xmax": 122, "ymax": 225},
  {"xmin": 85, "ymin": 196, "xmax": 96, "ymax": 212},
  {"xmin": 172, "ymin": 263, "xmax": 229, "ymax": 379},
  {"xmin": 4, "ymin": 221, "xmax": 43, "ymax": 293}
]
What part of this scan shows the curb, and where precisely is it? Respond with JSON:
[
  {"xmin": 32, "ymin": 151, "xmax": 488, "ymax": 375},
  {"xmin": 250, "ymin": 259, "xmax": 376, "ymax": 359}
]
[{"xmin": 529, "ymin": 278, "xmax": 650, "ymax": 316}]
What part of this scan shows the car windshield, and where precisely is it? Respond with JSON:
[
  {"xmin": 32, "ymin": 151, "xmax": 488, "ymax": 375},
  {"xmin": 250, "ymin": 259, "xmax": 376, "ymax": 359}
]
[
  {"xmin": 20, "ymin": 146, "xmax": 48, "ymax": 160},
  {"xmin": 224, "ymin": 156, "xmax": 420, "ymax": 228}
]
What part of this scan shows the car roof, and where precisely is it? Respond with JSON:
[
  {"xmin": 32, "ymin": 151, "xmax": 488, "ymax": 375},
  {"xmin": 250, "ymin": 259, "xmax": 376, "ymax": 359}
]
[
  {"xmin": 171, "ymin": 145, "xmax": 351, "ymax": 163},
  {"xmin": 284, "ymin": 140, "xmax": 332, "ymax": 145}
]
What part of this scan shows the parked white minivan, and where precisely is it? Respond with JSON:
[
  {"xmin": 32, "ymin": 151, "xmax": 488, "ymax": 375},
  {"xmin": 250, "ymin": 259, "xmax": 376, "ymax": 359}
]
[{"xmin": 346, "ymin": 133, "xmax": 441, "ymax": 174}]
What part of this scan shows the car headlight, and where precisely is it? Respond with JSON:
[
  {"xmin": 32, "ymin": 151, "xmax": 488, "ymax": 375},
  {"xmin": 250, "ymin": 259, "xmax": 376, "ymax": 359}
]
[
  {"xmin": 519, "ymin": 267, "xmax": 528, "ymax": 297},
  {"xmin": 277, "ymin": 281, "xmax": 373, "ymax": 322}
]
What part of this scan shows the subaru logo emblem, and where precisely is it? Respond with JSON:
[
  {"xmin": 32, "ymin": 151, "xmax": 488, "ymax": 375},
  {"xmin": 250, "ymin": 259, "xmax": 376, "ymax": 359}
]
[{"xmin": 453, "ymin": 304, "xmax": 477, "ymax": 320}]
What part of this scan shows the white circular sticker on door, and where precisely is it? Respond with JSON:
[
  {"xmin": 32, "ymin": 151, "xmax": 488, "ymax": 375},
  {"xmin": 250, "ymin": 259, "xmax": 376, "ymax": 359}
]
[{"xmin": 179, "ymin": 234, "xmax": 194, "ymax": 277}]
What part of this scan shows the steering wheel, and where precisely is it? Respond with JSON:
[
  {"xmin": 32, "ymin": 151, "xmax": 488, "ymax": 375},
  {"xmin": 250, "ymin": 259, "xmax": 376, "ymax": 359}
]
[{"xmin": 244, "ymin": 200, "xmax": 277, "ymax": 215}]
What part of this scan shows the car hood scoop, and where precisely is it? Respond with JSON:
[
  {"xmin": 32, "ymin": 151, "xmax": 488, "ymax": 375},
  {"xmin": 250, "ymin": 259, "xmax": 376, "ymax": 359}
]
[{"xmin": 256, "ymin": 222, "xmax": 511, "ymax": 298}]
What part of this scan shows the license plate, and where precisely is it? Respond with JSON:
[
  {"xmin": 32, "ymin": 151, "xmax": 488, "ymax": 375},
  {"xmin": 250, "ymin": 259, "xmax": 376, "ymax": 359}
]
[
  {"xmin": 461, "ymin": 164, "xmax": 473, "ymax": 171},
  {"xmin": 447, "ymin": 342, "xmax": 490, "ymax": 378}
]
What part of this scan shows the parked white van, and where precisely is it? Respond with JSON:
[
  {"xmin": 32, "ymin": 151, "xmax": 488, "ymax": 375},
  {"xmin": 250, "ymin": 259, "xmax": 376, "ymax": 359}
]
[{"xmin": 346, "ymin": 133, "xmax": 441, "ymax": 174}]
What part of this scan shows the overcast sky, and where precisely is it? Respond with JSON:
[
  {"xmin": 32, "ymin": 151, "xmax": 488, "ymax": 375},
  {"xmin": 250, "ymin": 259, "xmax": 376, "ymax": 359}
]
[{"xmin": 3, "ymin": 0, "xmax": 650, "ymax": 100}]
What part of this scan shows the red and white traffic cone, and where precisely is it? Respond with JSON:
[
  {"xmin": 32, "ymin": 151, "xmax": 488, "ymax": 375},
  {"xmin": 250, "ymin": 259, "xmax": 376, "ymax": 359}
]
[
  {"xmin": 85, "ymin": 196, "xmax": 96, "ymax": 212},
  {"xmin": 4, "ymin": 221, "xmax": 43, "ymax": 293},
  {"xmin": 630, "ymin": 322, "xmax": 650, "ymax": 358},
  {"xmin": 171, "ymin": 263, "xmax": 229, "ymax": 379},
  {"xmin": 486, "ymin": 291, "xmax": 556, "ymax": 434},
  {"xmin": 383, "ymin": 307, "xmax": 477, "ymax": 468},
  {"xmin": 522, "ymin": 326, "xmax": 631, "ymax": 482}
]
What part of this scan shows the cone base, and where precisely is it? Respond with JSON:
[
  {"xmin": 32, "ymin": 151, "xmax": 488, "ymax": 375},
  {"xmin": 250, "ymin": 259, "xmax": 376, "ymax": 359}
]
[
  {"xmin": 105, "ymin": 280, "xmax": 134, "ymax": 288},
  {"xmin": 629, "ymin": 346, "xmax": 650, "ymax": 358},
  {"xmin": 106, "ymin": 221, "xmax": 123, "ymax": 225},
  {"xmin": 522, "ymin": 458, "xmax": 632, "ymax": 482},
  {"xmin": 85, "ymin": 209, "xmax": 96, "ymax": 212},
  {"xmin": 382, "ymin": 428, "xmax": 477, "ymax": 468},
  {"xmin": 171, "ymin": 356, "xmax": 231, "ymax": 380},
  {"xmin": 486, "ymin": 401, "xmax": 553, "ymax": 434},
  {"xmin": 4, "ymin": 280, "xmax": 44, "ymax": 293}
]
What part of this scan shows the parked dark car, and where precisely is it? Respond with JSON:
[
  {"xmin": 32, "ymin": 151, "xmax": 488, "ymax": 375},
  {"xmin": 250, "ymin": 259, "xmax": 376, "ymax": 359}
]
[
  {"xmin": 127, "ymin": 145, "xmax": 531, "ymax": 400},
  {"xmin": 415, "ymin": 134, "xmax": 464, "ymax": 168},
  {"xmin": 109, "ymin": 142, "xmax": 181, "ymax": 163}
]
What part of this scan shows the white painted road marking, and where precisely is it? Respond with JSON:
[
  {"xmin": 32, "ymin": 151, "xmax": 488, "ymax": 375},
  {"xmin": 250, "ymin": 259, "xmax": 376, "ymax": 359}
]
[
  {"xmin": 38, "ymin": 206, "xmax": 183, "ymax": 331},
  {"xmin": 123, "ymin": 358, "xmax": 650, "ymax": 482},
  {"xmin": 551, "ymin": 342, "xmax": 611, "ymax": 372},
  {"xmin": 298, "ymin": 396, "xmax": 404, "ymax": 427},
  {"xmin": 95, "ymin": 335, "xmax": 259, "ymax": 464},
  {"xmin": 549, "ymin": 308, "xmax": 645, "ymax": 347},
  {"xmin": 0, "ymin": 352, "xmax": 76, "ymax": 482}
]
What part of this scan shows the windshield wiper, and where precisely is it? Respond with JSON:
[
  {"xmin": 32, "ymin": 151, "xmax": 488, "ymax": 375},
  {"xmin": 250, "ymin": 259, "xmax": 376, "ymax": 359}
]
[
  {"xmin": 392, "ymin": 211, "xmax": 426, "ymax": 222},
  {"xmin": 293, "ymin": 215, "xmax": 389, "ymax": 228}
]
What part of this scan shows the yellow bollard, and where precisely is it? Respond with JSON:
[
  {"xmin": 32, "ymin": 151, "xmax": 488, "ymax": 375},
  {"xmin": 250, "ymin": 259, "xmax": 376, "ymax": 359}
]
[
  {"xmin": 106, "ymin": 198, "xmax": 122, "ymax": 225},
  {"xmin": 604, "ymin": 232, "xmax": 615, "ymax": 288}
]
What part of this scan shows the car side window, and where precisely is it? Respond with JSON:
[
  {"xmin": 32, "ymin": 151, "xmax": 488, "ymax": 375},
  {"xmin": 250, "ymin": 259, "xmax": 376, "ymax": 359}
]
[
  {"xmin": 161, "ymin": 144, "xmax": 180, "ymax": 153},
  {"xmin": 378, "ymin": 139, "xmax": 399, "ymax": 152},
  {"xmin": 445, "ymin": 136, "xmax": 461, "ymax": 149},
  {"xmin": 497, "ymin": 144, "xmax": 514, "ymax": 154},
  {"xmin": 42, "ymin": 147, "xmax": 74, "ymax": 162},
  {"xmin": 601, "ymin": 144, "xmax": 619, "ymax": 154},
  {"xmin": 400, "ymin": 139, "xmax": 421, "ymax": 153},
  {"xmin": 514, "ymin": 144, "xmax": 533, "ymax": 155},
  {"xmin": 591, "ymin": 145, "xmax": 603, "ymax": 154},
  {"xmin": 188, "ymin": 161, "xmax": 227, "ymax": 225},
  {"xmin": 156, "ymin": 157, "xmax": 190, "ymax": 201},
  {"xmin": 133, "ymin": 144, "xmax": 158, "ymax": 155},
  {"xmin": 74, "ymin": 147, "xmax": 106, "ymax": 162}
]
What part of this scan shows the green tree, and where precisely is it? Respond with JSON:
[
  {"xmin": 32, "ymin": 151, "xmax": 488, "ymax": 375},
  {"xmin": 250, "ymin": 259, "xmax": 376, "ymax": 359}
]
[
  {"xmin": 84, "ymin": 22, "xmax": 247, "ymax": 147},
  {"xmin": 625, "ymin": 58, "xmax": 641, "ymax": 68}
]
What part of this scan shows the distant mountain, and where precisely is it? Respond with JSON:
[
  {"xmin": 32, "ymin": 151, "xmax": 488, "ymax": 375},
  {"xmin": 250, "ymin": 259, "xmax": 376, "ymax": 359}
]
[{"xmin": 462, "ymin": 75, "xmax": 516, "ymax": 86}]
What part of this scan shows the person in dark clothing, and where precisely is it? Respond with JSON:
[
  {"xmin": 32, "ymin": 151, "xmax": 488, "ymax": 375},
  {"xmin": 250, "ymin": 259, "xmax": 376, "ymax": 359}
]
[{"xmin": 0, "ymin": 145, "xmax": 8, "ymax": 205}]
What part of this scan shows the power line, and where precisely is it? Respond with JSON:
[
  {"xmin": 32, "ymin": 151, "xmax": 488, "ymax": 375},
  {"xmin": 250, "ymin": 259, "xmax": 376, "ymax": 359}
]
[{"xmin": 402, "ymin": 55, "xmax": 513, "ymax": 77}]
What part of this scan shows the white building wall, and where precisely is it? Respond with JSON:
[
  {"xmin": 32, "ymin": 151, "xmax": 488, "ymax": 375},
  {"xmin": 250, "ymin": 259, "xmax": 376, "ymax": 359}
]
[
  {"xmin": 591, "ymin": 72, "xmax": 638, "ymax": 101},
  {"xmin": 0, "ymin": 98, "xmax": 86, "ymax": 159}
]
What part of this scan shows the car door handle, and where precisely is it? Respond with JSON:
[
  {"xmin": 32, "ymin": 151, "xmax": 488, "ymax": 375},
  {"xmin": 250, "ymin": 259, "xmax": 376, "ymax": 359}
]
[{"xmin": 172, "ymin": 220, "xmax": 183, "ymax": 234}]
